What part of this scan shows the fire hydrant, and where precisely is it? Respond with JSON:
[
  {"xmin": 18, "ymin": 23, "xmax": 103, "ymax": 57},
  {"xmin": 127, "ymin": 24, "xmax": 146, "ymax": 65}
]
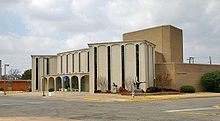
[{"xmin": 132, "ymin": 90, "xmax": 135, "ymax": 99}]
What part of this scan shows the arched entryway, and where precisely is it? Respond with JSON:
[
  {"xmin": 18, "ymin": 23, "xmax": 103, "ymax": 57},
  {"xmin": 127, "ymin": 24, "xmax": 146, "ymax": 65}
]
[
  {"xmin": 71, "ymin": 76, "xmax": 79, "ymax": 92},
  {"xmin": 56, "ymin": 77, "xmax": 62, "ymax": 91},
  {"xmin": 49, "ymin": 77, "xmax": 54, "ymax": 90},
  {"xmin": 42, "ymin": 78, "xmax": 47, "ymax": 91},
  {"xmin": 81, "ymin": 75, "xmax": 89, "ymax": 92},
  {"xmin": 63, "ymin": 76, "xmax": 70, "ymax": 91}
]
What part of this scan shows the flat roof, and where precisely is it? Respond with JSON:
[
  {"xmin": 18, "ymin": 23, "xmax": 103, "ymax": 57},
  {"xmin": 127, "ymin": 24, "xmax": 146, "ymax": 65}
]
[
  {"xmin": 57, "ymin": 48, "xmax": 89, "ymax": 55},
  {"xmin": 123, "ymin": 25, "xmax": 182, "ymax": 35},
  {"xmin": 31, "ymin": 55, "xmax": 57, "ymax": 57},
  {"xmin": 88, "ymin": 40, "xmax": 156, "ymax": 46}
]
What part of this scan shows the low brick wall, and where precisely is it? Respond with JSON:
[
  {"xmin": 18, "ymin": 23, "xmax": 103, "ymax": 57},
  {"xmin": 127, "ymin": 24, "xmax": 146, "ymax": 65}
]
[
  {"xmin": 0, "ymin": 80, "xmax": 31, "ymax": 91},
  {"xmin": 156, "ymin": 63, "xmax": 220, "ymax": 91}
]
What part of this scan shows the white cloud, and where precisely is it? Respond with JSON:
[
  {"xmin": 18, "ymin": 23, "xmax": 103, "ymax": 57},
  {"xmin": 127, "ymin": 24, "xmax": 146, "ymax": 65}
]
[
  {"xmin": 1, "ymin": 0, "xmax": 220, "ymax": 73},
  {"xmin": 66, "ymin": 34, "xmax": 90, "ymax": 49}
]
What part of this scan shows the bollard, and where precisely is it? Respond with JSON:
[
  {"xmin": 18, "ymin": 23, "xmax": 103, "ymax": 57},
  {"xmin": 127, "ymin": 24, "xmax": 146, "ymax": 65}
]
[{"xmin": 132, "ymin": 90, "xmax": 135, "ymax": 99}]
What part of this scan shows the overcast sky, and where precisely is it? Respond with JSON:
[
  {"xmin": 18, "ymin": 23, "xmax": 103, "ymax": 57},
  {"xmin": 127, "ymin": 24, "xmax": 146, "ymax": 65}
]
[{"xmin": 0, "ymin": 0, "xmax": 220, "ymax": 74}]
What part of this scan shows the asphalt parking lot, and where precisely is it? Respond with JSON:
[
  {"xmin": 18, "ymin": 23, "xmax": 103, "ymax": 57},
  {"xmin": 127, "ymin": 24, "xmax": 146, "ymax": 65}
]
[{"xmin": 0, "ymin": 96, "xmax": 219, "ymax": 121}]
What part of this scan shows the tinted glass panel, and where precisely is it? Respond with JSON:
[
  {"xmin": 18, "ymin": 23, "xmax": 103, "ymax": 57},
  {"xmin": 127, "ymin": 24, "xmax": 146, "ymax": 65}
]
[
  {"xmin": 94, "ymin": 47, "xmax": 97, "ymax": 91},
  {"xmin": 107, "ymin": 46, "xmax": 111, "ymax": 90},
  {"xmin": 121, "ymin": 45, "xmax": 125, "ymax": 88},
  {"xmin": 36, "ymin": 58, "xmax": 38, "ymax": 90},
  {"xmin": 136, "ymin": 44, "xmax": 139, "ymax": 88}
]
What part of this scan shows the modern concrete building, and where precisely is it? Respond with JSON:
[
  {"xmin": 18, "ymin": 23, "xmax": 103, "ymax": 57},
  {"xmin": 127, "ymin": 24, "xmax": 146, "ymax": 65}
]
[
  {"xmin": 32, "ymin": 40, "xmax": 155, "ymax": 93},
  {"xmin": 32, "ymin": 25, "xmax": 220, "ymax": 92}
]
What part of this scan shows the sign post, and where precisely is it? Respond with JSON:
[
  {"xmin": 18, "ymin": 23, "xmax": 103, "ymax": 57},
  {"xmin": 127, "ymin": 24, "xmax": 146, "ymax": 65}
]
[{"xmin": 63, "ymin": 77, "xmax": 66, "ymax": 92}]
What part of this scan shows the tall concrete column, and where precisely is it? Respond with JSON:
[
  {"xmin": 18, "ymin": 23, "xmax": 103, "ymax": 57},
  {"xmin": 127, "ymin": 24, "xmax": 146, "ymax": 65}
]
[
  {"xmin": 54, "ymin": 77, "xmax": 57, "ymax": 91},
  {"xmin": 41, "ymin": 78, "xmax": 43, "ymax": 91},
  {"xmin": 69, "ymin": 76, "xmax": 72, "ymax": 91},
  {"xmin": 78, "ymin": 75, "xmax": 81, "ymax": 92},
  {"xmin": 61, "ymin": 76, "xmax": 64, "ymax": 92},
  {"xmin": 47, "ymin": 78, "xmax": 49, "ymax": 91}
]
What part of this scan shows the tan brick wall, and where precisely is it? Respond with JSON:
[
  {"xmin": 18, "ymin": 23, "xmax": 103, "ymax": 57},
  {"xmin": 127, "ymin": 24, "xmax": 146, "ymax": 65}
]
[
  {"xmin": 155, "ymin": 63, "xmax": 176, "ymax": 89},
  {"xmin": 156, "ymin": 63, "xmax": 220, "ymax": 91},
  {"xmin": 155, "ymin": 52, "xmax": 164, "ymax": 63},
  {"xmin": 123, "ymin": 25, "xmax": 183, "ymax": 63},
  {"xmin": 123, "ymin": 26, "xmax": 163, "ymax": 53},
  {"xmin": 170, "ymin": 26, "xmax": 183, "ymax": 63}
]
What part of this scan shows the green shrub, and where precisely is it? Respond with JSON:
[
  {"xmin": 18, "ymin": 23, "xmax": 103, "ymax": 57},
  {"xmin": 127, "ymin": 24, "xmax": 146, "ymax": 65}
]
[
  {"xmin": 0, "ymin": 88, "xmax": 4, "ymax": 91},
  {"xmin": 48, "ymin": 88, "xmax": 54, "ymax": 92},
  {"xmin": 208, "ymin": 87, "xmax": 220, "ymax": 93},
  {"xmin": 180, "ymin": 85, "xmax": 195, "ymax": 93},
  {"xmin": 201, "ymin": 71, "xmax": 220, "ymax": 91},
  {"xmin": 146, "ymin": 87, "xmax": 162, "ymax": 93}
]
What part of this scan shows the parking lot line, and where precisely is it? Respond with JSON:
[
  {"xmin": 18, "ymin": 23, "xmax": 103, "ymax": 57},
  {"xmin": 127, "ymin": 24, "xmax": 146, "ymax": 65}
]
[
  {"xmin": 171, "ymin": 111, "xmax": 220, "ymax": 116},
  {"xmin": 165, "ymin": 105, "xmax": 220, "ymax": 117},
  {"xmin": 83, "ymin": 98, "xmax": 111, "ymax": 101},
  {"xmin": 165, "ymin": 107, "xmax": 216, "ymax": 112}
]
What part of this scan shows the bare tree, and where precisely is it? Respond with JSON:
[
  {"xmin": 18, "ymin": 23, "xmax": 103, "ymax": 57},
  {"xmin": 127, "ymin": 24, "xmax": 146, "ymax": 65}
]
[
  {"xmin": 155, "ymin": 72, "xmax": 172, "ymax": 88},
  {"xmin": 97, "ymin": 76, "xmax": 107, "ymax": 91},
  {"xmin": 125, "ymin": 77, "xmax": 134, "ymax": 91},
  {"xmin": 8, "ymin": 69, "xmax": 21, "ymax": 80}
]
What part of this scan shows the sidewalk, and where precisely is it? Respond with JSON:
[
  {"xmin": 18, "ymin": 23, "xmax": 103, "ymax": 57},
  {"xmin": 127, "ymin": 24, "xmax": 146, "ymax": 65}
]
[{"xmin": 4, "ymin": 91, "xmax": 220, "ymax": 102}]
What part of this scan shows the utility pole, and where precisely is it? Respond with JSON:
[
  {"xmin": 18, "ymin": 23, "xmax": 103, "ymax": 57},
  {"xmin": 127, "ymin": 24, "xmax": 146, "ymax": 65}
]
[
  {"xmin": 4, "ymin": 64, "xmax": 9, "ymax": 95},
  {"xmin": 209, "ymin": 56, "xmax": 212, "ymax": 64},
  {"xmin": 192, "ymin": 57, "xmax": 195, "ymax": 64},
  {"xmin": 187, "ymin": 58, "xmax": 191, "ymax": 64},
  {"xmin": 187, "ymin": 57, "xmax": 195, "ymax": 64}
]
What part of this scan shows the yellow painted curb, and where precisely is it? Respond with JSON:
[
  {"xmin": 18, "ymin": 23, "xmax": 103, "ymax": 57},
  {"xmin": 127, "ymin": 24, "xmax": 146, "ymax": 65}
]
[
  {"xmin": 83, "ymin": 98, "xmax": 111, "ymax": 101},
  {"xmin": 120, "ymin": 98, "xmax": 180, "ymax": 102}
]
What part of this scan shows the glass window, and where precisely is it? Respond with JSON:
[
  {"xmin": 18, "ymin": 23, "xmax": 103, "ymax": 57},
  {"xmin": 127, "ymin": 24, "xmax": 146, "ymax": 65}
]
[
  {"xmin": 66, "ymin": 55, "xmax": 68, "ymax": 73},
  {"xmin": 136, "ymin": 44, "xmax": 139, "ymax": 88},
  {"xmin": 94, "ymin": 47, "xmax": 97, "ymax": 91},
  {"xmin": 107, "ymin": 46, "xmax": 111, "ymax": 90},
  {"xmin": 36, "ymin": 58, "xmax": 38, "ymax": 90},
  {"xmin": 121, "ymin": 45, "xmax": 125, "ymax": 88},
  {"xmin": 61, "ymin": 56, "xmax": 62, "ymax": 73},
  {"xmin": 46, "ymin": 58, "xmax": 49, "ymax": 74},
  {"xmin": 79, "ymin": 53, "xmax": 81, "ymax": 72}
]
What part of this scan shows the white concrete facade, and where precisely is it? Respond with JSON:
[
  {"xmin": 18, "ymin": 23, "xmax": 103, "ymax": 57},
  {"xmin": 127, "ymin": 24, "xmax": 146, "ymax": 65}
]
[
  {"xmin": 88, "ymin": 40, "xmax": 155, "ymax": 92},
  {"xmin": 31, "ymin": 40, "xmax": 155, "ymax": 93}
]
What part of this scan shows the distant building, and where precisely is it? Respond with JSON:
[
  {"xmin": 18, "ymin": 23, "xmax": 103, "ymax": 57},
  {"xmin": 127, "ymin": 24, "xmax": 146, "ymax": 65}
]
[
  {"xmin": 0, "ymin": 60, "xmax": 2, "ymax": 80},
  {"xmin": 0, "ymin": 80, "xmax": 31, "ymax": 91}
]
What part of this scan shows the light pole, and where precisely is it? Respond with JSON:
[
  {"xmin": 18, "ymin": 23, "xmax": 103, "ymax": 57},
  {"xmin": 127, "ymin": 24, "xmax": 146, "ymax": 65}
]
[{"xmin": 4, "ymin": 64, "xmax": 9, "ymax": 95}]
